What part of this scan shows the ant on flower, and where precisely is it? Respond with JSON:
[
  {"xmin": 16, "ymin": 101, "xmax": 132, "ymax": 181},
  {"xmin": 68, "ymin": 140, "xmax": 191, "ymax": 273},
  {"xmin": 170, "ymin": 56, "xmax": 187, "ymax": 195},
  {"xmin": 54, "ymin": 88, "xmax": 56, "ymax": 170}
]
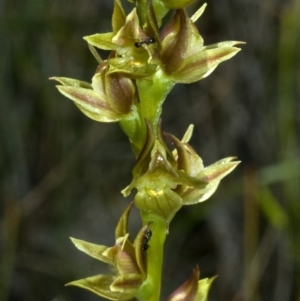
[{"xmin": 134, "ymin": 37, "xmax": 156, "ymax": 48}]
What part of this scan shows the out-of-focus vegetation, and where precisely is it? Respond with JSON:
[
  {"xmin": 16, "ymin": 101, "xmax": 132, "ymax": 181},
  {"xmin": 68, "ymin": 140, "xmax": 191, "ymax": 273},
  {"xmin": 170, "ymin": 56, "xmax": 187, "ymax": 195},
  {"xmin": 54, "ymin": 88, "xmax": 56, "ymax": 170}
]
[{"xmin": 0, "ymin": 0, "xmax": 299, "ymax": 300}]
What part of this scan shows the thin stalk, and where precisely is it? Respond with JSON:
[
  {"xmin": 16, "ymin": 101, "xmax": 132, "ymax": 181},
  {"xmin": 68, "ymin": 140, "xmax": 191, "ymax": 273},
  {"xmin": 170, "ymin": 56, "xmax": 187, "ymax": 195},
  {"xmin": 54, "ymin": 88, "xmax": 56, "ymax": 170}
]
[
  {"xmin": 136, "ymin": 71, "xmax": 174, "ymax": 139},
  {"xmin": 137, "ymin": 212, "xmax": 168, "ymax": 301}
]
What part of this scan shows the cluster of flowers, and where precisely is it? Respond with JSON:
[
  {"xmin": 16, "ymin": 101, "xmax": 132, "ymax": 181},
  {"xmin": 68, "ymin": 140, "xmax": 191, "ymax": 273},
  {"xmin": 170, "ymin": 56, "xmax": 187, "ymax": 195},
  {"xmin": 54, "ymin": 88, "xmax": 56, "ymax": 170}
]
[{"xmin": 51, "ymin": 0, "xmax": 242, "ymax": 299}]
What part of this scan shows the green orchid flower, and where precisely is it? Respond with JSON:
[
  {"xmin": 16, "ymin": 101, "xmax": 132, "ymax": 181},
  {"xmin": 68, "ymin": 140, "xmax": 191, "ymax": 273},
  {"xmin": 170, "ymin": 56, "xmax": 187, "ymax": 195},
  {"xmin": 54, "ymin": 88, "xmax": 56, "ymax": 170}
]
[
  {"xmin": 50, "ymin": 61, "xmax": 137, "ymax": 122},
  {"xmin": 51, "ymin": 0, "xmax": 243, "ymax": 153},
  {"xmin": 122, "ymin": 122, "xmax": 240, "ymax": 224},
  {"xmin": 160, "ymin": 4, "xmax": 244, "ymax": 83},
  {"xmin": 85, "ymin": 0, "xmax": 158, "ymax": 78},
  {"xmin": 67, "ymin": 203, "xmax": 154, "ymax": 300},
  {"xmin": 84, "ymin": 1, "xmax": 243, "ymax": 85}
]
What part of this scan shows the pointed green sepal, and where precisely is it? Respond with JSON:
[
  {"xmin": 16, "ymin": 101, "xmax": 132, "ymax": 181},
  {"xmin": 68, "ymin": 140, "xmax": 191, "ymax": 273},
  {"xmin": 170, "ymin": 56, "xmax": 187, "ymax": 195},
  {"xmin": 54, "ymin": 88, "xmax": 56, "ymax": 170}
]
[
  {"xmin": 70, "ymin": 237, "xmax": 113, "ymax": 265},
  {"xmin": 49, "ymin": 77, "xmax": 92, "ymax": 89},
  {"xmin": 66, "ymin": 275, "xmax": 135, "ymax": 301},
  {"xmin": 182, "ymin": 157, "xmax": 240, "ymax": 205},
  {"xmin": 56, "ymin": 85, "xmax": 123, "ymax": 122},
  {"xmin": 112, "ymin": 0, "xmax": 127, "ymax": 33},
  {"xmin": 133, "ymin": 222, "xmax": 153, "ymax": 276},
  {"xmin": 196, "ymin": 276, "xmax": 217, "ymax": 301},
  {"xmin": 115, "ymin": 202, "xmax": 134, "ymax": 239},
  {"xmin": 84, "ymin": 33, "xmax": 117, "ymax": 51},
  {"xmin": 170, "ymin": 45, "xmax": 243, "ymax": 84}
]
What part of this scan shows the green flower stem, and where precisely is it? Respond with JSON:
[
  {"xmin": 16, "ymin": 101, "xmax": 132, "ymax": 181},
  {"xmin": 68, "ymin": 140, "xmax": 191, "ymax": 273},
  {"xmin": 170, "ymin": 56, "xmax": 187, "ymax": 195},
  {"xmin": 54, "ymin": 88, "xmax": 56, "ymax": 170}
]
[
  {"xmin": 119, "ymin": 105, "xmax": 144, "ymax": 156},
  {"xmin": 137, "ymin": 211, "xmax": 168, "ymax": 301},
  {"xmin": 137, "ymin": 71, "xmax": 174, "ymax": 140}
]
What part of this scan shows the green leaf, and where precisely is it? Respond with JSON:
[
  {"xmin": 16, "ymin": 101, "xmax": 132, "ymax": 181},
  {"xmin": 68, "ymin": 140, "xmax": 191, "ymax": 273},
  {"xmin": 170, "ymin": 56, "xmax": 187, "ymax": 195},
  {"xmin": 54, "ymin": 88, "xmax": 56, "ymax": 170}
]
[{"xmin": 258, "ymin": 187, "xmax": 288, "ymax": 230}]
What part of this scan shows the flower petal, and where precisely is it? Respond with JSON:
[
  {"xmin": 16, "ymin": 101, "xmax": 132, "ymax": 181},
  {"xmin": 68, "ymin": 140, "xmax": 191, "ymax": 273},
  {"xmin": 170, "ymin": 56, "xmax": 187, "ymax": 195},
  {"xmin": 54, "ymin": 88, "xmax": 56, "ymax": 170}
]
[
  {"xmin": 161, "ymin": 10, "xmax": 204, "ymax": 75},
  {"xmin": 56, "ymin": 86, "xmax": 123, "ymax": 122},
  {"xmin": 105, "ymin": 72, "xmax": 136, "ymax": 115},
  {"xmin": 195, "ymin": 277, "xmax": 217, "ymax": 301},
  {"xmin": 134, "ymin": 186, "xmax": 182, "ymax": 223},
  {"xmin": 112, "ymin": 0, "xmax": 126, "ymax": 33},
  {"xmin": 197, "ymin": 157, "xmax": 240, "ymax": 183},
  {"xmin": 66, "ymin": 275, "xmax": 134, "ymax": 301},
  {"xmin": 166, "ymin": 133, "xmax": 204, "ymax": 177},
  {"xmin": 110, "ymin": 273, "xmax": 143, "ymax": 294},
  {"xmin": 171, "ymin": 46, "xmax": 241, "ymax": 83},
  {"xmin": 133, "ymin": 223, "xmax": 153, "ymax": 276},
  {"xmin": 115, "ymin": 202, "xmax": 134, "ymax": 239},
  {"xmin": 190, "ymin": 3, "xmax": 207, "ymax": 23},
  {"xmin": 84, "ymin": 33, "xmax": 117, "ymax": 51},
  {"xmin": 70, "ymin": 237, "xmax": 113, "ymax": 265},
  {"xmin": 108, "ymin": 57, "xmax": 157, "ymax": 78},
  {"xmin": 112, "ymin": 9, "xmax": 140, "ymax": 46},
  {"xmin": 117, "ymin": 251, "xmax": 140, "ymax": 275},
  {"xmin": 166, "ymin": 266, "xmax": 199, "ymax": 301},
  {"xmin": 50, "ymin": 77, "xmax": 92, "ymax": 89},
  {"xmin": 182, "ymin": 157, "xmax": 240, "ymax": 204}
]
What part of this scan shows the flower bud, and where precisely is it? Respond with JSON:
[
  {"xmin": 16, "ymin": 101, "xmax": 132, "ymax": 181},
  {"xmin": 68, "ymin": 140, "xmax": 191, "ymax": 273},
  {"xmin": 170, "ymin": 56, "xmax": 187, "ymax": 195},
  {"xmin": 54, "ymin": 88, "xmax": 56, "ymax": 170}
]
[{"xmin": 167, "ymin": 266, "xmax": 216, "ymax": 301}]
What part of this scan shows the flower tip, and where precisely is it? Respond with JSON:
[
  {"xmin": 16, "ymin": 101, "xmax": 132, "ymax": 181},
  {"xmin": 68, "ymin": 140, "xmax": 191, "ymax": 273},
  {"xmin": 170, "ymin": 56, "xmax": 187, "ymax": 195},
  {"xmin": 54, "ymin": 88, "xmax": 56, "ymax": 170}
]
[
  {"xmin": 225, "ymin": 156, "xmax": 241, "ymax": 164},
  {"xmin": 190, "ymin": 3, "xmax": 207, "ymax": 23},
  {"xmin": 49, "ymin": 76, "xmax": 61, "ymax": 83},
  {"xmin": 231, "ymin": 41, "xmax": 246, "ymax": 50},
  {"xmin": 69, "ymin": 236, "xmax": 77, "ymax": 243}
]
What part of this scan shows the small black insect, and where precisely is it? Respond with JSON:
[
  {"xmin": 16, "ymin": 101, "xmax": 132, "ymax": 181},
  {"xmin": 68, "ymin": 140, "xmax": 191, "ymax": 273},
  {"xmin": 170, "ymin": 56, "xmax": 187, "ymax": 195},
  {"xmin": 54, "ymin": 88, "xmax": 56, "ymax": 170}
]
[
  {"xmin": 145, "ymin": 227, "xmax": 152, "ymax": 241},
  {"xmin": 134, "ymin": 37, "xmax": 156, "ymax": 48},
  {"xmin": 142, "ymin": 243, "xmax": 149, "ymax": 251},
  {"xmin": 141, "ymin": 223, "xmax": 153, "ymax": 251}
]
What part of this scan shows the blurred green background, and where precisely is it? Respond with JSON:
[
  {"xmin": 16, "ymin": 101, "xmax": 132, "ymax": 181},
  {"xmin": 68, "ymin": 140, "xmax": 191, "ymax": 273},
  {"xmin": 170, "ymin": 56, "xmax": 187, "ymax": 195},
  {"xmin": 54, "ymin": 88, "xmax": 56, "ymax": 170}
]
[{"xmin": 1, "ymin": 0, "xmax": 299, "ymax": 300}]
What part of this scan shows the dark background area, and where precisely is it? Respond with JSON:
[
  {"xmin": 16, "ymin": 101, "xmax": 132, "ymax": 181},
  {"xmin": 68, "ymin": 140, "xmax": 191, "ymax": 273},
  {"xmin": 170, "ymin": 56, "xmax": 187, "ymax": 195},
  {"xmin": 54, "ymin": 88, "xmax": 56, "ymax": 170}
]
[{"xmin": 1, "ymin": 0, "xmax": 299, "ymax": 300}]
